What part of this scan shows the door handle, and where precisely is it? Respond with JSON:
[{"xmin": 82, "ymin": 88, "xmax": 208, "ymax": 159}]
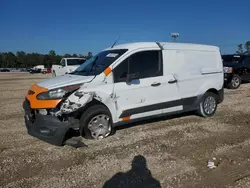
[
  {"xmin": 168, "ymin": 79, "xmax": 177, "ymax": 84},
  {"xmin": 151, "ymin": 82, "xmax": 161, "ymax": 87}
]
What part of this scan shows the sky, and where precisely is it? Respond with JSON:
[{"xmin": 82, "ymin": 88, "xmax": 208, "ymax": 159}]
[{"xmin": 0, "ymin": 0, "xmax": 249, "ymax": 55}]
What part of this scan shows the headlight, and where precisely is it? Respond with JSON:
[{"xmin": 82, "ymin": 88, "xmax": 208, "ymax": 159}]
[
  {"xmin": 223, "ymin": 67, "xmax": 233, "ymax": 73},
  {"xmin": 36, "ymin": 84, "xmax": 82, "ymax": 100}
]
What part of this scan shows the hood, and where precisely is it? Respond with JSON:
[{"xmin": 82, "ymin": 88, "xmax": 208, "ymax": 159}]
[
  {"xmin": 37, "ymin": 74, "xmax": 95, "ymax": 90},
  {"xmin": 223, "ymin": 62, "xmax": 241, "ymax": 68}
]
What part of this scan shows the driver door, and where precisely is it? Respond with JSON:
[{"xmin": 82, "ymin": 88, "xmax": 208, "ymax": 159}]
[
  {"xmin": 113, "ymin": 50, "xmax": 181, "ymax": 121},
  {"xmin": 57, "ymin": 59, "xmax": 67, "ymax": 76}
]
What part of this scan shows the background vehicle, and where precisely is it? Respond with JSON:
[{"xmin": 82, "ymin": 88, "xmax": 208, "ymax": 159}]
[
  {"xmin": 41, "ymin": 68, "xmax": 51, "ymax": 74},
  {"xmin": 222, "ymin": 54, "xmax": 250, "ymax": 89},
  {"xmin": 51, "ymin": 58, "xmax": 86, "ymax": 77},
  {"xmin": 29, "ymin": 68, "xmax": 41, "ymax": 74},
  {"xmin": 0, "ymin": 68, "xmax": 10, "ymax": 72},
  {"xmin": 33, "ymin": 65, "xmax": 44, "ymax": 69}
]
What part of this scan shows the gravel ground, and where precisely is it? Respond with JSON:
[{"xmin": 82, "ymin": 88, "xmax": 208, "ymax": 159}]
[{"xmin": 0, "ymin": 72, "xmax": 250, "ymax": 188}]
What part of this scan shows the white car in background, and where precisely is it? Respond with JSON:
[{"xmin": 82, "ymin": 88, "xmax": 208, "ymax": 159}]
[{"xmin": 52, "ymin": 58, "xmax": 86, "ymax": 77}]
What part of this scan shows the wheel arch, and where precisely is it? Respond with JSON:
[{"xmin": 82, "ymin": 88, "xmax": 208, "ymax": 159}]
[
  {"xmin": 194, "ymin": 87, "xmax": 220, "ymax": 108},
  {"xmin": 72, "ymin": 99, "xmax": 113, "ymax": 120},
  {"xmin": 206, "ymin": 88, "xmax": 219, "ymax": 96},
  {"xmin": 204, "ymin": 88, "xmax": 222, "ymax": 103},
  {"xmin": 197, "ymin": 79, "xmax": 223, "ymax": 97}
]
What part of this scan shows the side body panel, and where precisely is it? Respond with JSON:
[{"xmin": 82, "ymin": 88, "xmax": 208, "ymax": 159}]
[
  {"xmin": 112, "ymin": 48, "xmax": 181, "ymax": 122},
  {"xmin": 64, "ymin": 72, "xmax": 118, "ymax": 122},
  {"xmin": 163, "ymin": 49, "xmax": 223, "ymax": 100}
]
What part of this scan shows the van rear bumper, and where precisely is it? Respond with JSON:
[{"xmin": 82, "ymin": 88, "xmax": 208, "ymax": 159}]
[{"xmin": 23, "ymin": 100, "xmax": 70, "ymax": 146}]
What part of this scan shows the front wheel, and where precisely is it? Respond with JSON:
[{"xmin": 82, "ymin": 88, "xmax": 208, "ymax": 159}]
[
  {"xmin": 80, "ymin": 105, "xmax": 113, "ymax": 140},
  {"xmin": 197, "ymin": 92, "xmax": 218, "ymax": 118},
  {"xmin": 227, "ymin": 75, "xmax": 241, "ymax": 89}
]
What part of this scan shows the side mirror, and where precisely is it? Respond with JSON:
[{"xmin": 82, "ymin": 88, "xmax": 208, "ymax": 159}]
[{"xmin": 126, "ymin": 72, "xmax": 140, "ymax": 83}]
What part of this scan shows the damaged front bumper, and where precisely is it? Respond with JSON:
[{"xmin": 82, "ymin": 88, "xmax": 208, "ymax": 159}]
[{"xmin": 23, "ymin": 99, "xmax": 73, "ymax": 146}]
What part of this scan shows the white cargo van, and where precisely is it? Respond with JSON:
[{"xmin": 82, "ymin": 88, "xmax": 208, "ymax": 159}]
[
  {"xmin": 52, "ymin": 57, "xmax": 86, "ymax": 77},
  {"xmin": 23, "ymin": 42, "xmax": 224, "ymax": 146}
]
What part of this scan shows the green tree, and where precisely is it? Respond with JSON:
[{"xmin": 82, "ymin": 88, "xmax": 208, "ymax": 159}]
[
  {"xmin": 0, "ymin": 50, "xmax": 91, "ymax": 68},
  {"xmin": 236, "ymin": 44, "xmax": 244, "ymax": 54},
  {"xmin": 49, "ymin": 50, "xmax": 56, "ymax": 56},
  {"xmin": 244, "ymin": 41, "xmax": 250, "ymax": 54},
  {"xmin": 16, "ymin": 51, "xmax": 26, "ymax": 68},
  {"xmin": 64, "ymin": 53, "xmax": 71, "ymax": 58},
  {"xmin": 47, "ymin": 50, "xmax": 58, "ymax": 67},
  {"xmin": 5, "ymin": 52, "xmax": 16, "ymax": 68},
  {"xmin": 0, "ymin": 53, "xmax": 3, "ymax": 68}
]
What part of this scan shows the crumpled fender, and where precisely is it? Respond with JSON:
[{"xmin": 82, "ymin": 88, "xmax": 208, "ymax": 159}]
[{"xmin": 59, "ymin": 87, "xmax": 119, "ymax": 122}]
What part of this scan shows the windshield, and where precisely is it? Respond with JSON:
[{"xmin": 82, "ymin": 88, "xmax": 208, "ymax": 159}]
[
  {"xmin": 222, "ymin": 55, "xmax": 244, "ymax": 65},
  {"xmin": 67, "ymin": 59, "xmax": 86, "ymax": 66},
  {"xmin": 70, "ymin": 49, "xmax": 128, "ymax": 76}
]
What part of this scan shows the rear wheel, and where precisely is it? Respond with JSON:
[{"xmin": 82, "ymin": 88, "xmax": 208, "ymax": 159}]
[
  {"xmin": 52, "ymin": 71, "xmax": 56, "ymax": 77},
  {"xmin": 80, "ymin": 105, "xmax": 113, "ymax": 139},
  {"xmin": 228, "ymin": 75, "xmax": 241, "ymax": 89},
  {"xmin": 197, "ymin": 92, "xmax": 218, "ymax": 117}
]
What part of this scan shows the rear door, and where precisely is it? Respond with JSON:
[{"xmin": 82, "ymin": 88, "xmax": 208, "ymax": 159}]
[{"xmin": 113, "ymin": 49, "xmax": 181, "ymax": 121}]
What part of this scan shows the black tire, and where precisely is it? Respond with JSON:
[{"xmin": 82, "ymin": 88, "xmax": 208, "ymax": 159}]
[
  {"xmin": 79, "ymin": 105, "xmax": 114, "ymax": 139},
  {"xmin": 52, "ymin": 71, "xmax": 56, "ymax": 77},
  {"xmin": 197, "ymin": 92, "xmax": 218, "ymax": 118},
  {"xmin": 227, "ymin": 75, "xmax": 241, "ymax": 89}
]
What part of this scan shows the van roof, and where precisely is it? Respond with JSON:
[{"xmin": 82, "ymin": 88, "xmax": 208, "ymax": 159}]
[{"xmin": 104, "ymin": 42, "xmax": 219, "ymax": 51}]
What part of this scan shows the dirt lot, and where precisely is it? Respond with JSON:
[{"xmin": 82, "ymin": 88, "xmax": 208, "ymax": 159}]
[{"xmin": 0, "ymin": 73, "xmax": 250, "ymax": 188}]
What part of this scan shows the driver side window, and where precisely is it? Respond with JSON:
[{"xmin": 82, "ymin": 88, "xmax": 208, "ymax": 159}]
[
  {"xmin": 60, "ymin": 59, "xmax": 66, "ymax": 67},
  {"xmin": 113, "ymin": 58, "xmax": 129, "ymax": 83},
  {"xmin": 113, "ymin": 50, "xmax": 162, "ymax": 83}
]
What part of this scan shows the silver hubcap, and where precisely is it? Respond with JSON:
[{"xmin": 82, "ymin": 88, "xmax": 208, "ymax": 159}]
[
  {"xmin": 204, "ymin": 96, "xmax": 216, "ymax": 115},
  {"xmin": 88, "ymin": 114, "xmax": 111, "ymax": 139},
  {"xmin": 232, "ymin": 77, "xmax": 240, "ymax": 87}
]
